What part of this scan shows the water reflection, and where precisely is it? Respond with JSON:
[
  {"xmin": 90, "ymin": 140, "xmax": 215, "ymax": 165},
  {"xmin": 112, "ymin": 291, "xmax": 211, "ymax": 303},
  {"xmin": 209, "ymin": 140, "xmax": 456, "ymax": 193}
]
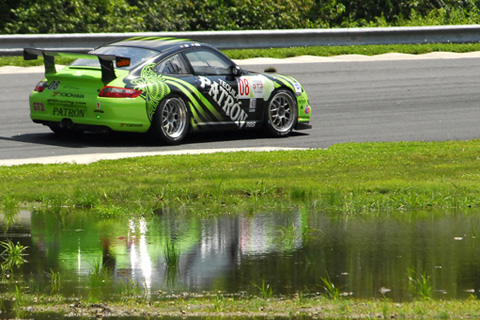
[{"xmin": 1, "ymin": 209, "xmax": 480, "ymax": 301}]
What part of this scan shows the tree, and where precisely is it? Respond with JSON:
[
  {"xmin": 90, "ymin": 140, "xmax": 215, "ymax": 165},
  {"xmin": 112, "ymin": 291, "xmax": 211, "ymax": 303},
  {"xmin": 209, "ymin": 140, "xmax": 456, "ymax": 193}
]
[{"xmin": 3, "ymin": 0, "xmax": 144, "ymax": 34}]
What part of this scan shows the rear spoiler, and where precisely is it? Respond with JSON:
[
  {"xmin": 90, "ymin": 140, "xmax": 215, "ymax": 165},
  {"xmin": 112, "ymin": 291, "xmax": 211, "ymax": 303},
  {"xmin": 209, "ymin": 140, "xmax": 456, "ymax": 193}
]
[{"xmin": 23, "ymin": 48, "xmax": 131, "ymax": 84}]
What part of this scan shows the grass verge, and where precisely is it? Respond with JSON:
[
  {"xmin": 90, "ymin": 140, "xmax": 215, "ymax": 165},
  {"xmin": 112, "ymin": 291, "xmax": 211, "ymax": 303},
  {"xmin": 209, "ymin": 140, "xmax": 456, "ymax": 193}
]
[
  {"xmin": 1, "ymin": 140, "xmax": 480, "ymax": 216},
  {"xmin": 3, "ymin": 42, "xmax": 480, "ymax": 67}
]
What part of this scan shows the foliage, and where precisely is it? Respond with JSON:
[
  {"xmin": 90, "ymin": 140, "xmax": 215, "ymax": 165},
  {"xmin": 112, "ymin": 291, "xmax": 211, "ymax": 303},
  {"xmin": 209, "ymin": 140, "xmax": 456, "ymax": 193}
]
[
  {"xmin": 2, "ymin": 0, "xmax": 480, "ymax": 34},
  {"xmin": 3, "ymin": 0, "xmax": 143, "ymax": 34}
]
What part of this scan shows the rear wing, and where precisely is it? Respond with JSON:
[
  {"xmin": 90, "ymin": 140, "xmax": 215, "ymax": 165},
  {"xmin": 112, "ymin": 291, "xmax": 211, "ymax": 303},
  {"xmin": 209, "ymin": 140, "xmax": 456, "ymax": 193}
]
[{"xmin": 23, "ymin": 48, "xmax": 131, "ymax": 84}]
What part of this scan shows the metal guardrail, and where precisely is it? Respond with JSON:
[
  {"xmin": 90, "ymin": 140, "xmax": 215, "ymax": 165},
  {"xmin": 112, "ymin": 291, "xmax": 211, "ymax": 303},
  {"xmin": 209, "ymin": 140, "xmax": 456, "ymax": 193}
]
[{"xmin": 1, "ymin": 25, "xmax": 480, "ymax": 56}]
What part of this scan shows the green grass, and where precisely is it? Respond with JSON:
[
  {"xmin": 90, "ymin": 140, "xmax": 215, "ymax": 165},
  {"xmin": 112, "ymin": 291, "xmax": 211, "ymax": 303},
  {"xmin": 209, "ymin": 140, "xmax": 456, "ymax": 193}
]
[
  {"xmin": 2, "ymin": 140, "xmax": 480, "ymax": 216},
  {"xmin": 0, "ymin": 55, "xmax": 75, "ymax": 67},
  {"xmin": 3, "ymin": 42, "xmax": 480, "ymax": 67},
  {"xmin": 3, "ymin": 291, "xmax": 480, "ymax": 318},
  {"xmin": 224, "ymin": 42, "xmax": 480, "ymax": 60}
]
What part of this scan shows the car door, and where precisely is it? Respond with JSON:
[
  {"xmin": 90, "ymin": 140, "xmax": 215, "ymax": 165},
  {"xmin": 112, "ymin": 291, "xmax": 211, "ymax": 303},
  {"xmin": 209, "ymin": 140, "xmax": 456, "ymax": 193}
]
[{"xmin": 184, "ymin": 49, "xmax": 250, "ymax": 130}]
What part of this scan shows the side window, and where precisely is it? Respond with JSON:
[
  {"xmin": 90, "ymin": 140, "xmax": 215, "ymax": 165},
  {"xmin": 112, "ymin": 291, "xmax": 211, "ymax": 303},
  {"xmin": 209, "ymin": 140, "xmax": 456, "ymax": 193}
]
[
  {"xmin": 185, "ymin": 50, "xmax": 232, "ymax": 75},
  {"xmin": 155, "ymin": 54, "xmax": 189, "ymax": 75}
]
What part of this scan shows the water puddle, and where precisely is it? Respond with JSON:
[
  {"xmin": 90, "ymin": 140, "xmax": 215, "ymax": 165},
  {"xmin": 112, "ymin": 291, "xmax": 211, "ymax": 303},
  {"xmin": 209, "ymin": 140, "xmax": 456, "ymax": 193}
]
[{"xmin": 1, "ymin": 208, "xmax": 480, "ymax": 304}]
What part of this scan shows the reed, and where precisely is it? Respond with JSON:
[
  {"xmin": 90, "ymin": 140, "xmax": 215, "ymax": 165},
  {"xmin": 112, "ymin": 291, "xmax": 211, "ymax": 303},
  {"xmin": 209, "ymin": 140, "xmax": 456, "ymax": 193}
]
[
  {"xmin": 253, "ymin": 280, "xmax": 274, "ymax": 299},
  {"xmin": 321, "ymin": 274, "xmax": 341, "ymax": 300},
  {"xmin": 0, "ymin": 239, "xmax": 28, "ymax": 275},
  {"xmin": 47, "ymin": 269, "xmax": 61, "ymax": 294},
  {"xmin": 407, "ymin": 268, "xmax": 433, "ymax": 300}
]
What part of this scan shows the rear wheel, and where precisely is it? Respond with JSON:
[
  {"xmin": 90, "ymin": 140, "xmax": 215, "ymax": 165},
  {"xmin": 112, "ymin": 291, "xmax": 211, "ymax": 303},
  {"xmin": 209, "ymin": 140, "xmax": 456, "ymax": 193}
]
[
  {"xmin": 151, "ymin": 95, "xmax": 190, "ymax": 145},
  {"xmin": 264, "ymin": 89, "xmax": 298, "ymax": 137}
]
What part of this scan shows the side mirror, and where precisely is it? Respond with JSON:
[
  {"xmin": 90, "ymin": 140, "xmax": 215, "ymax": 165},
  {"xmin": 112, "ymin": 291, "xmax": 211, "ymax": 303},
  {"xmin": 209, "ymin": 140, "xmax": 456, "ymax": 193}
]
[{"xmin": 231, "ymin": 65, "xmax": 244, "ymax": 76}]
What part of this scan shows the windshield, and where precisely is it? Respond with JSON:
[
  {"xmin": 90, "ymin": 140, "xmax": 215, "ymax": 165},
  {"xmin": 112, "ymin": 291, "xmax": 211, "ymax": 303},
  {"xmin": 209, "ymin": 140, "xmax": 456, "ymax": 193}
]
[{"xmin": 69, "ymin": 46, "xmax": 159, "ymax": 70}]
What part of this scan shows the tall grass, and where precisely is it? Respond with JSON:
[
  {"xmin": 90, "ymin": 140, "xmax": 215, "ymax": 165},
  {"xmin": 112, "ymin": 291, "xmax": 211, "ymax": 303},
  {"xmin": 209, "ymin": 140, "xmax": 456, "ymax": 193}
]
[
  {"xmin": 252, "ymin": 280, "xmax": 274, "ymax": 298},
  {"xmin": 321, "ymin": 274, "xmax": 341, "ymax": 300},
  {"xmin": 407, "ymin": 268, "xmax": 433, "ymax": 300}
]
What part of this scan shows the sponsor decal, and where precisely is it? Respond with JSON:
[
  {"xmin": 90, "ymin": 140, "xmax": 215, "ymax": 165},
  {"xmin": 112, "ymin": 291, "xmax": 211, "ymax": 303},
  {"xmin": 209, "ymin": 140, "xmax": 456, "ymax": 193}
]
[
  {"xmin": 33, "ymin": 102, "xmax": 45, "ymax": 112},
  {"xmin": 249, "ymin": 99, "xmax": 256, "ymax": 113},
  {"xmin": 63, "ymin": 85, "xmax": 80, "ymax": 90},
  {"xmin": 294, "ymin": 83, "xmax": 302, "ymax": 94},
  {"xmin": 53, "ymin": 92, "xmax": 85, "ymax": 99},
  {"xmin": 52, "ymin": 107, "xmax": 85, "ymax": 118},
  {"xmin": 47, "ymin": 99, "xmax": 86, "ymax": 107},
  {"xmin": 238, "ymin": 75, "xmax": 275, "ymax": 100},
  {"xmin": 199, "ymin": 76, "xmax": 248, "ymax": 128},
  {"xmin": 273, "ymin": 74, "xmax": 303, "ymax": 95},
  {"xmin": 47, "ymin": 80, "xmax": 61, "ymax": 90},
  {"xmin": 121, "ymin": 123, "xmax": 143, "ymax": 127},
  {"xmin": 305, "ymin": 105, "xmax": 311, "ymax": 115},
  {"xmin": 131, "ymin": 63, "xmax": 171, "ymax": 121}
]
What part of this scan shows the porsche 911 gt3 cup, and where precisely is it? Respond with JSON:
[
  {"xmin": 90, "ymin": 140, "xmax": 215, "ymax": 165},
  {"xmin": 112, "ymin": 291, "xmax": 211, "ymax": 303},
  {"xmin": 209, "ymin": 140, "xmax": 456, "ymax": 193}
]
[{"xmin": 24, "ymin": 37, "xmax": 311, "ymax": 144}]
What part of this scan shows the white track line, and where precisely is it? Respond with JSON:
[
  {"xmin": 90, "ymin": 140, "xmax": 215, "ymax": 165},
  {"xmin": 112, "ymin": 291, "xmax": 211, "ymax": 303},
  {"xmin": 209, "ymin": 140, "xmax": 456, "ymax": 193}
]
[{"xmin": 0, "ymin": 147, "xmax": 310, "ymax": 166}]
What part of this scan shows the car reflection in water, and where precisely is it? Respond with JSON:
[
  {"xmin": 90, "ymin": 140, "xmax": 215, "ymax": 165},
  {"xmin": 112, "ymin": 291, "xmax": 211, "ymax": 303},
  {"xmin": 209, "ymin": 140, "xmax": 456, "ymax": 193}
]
[{"xmin": 3, "ymin": 208, "xmax": 480, "ymax": 300}]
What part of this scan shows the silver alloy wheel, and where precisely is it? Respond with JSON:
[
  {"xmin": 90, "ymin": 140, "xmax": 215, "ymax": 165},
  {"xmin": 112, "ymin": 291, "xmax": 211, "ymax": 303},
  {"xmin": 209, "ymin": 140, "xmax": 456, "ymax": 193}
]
[
  {"xmin": 160, "ymin": 97, "xmax": 188, "ymax": 139},
  {"xmin": 267, "ymin": 91, "xmax": 296, "ymax": 134}
]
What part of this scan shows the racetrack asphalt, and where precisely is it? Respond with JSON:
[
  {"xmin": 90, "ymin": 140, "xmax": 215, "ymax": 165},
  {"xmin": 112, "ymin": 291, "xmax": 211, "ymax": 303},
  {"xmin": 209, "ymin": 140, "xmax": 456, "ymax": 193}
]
[{"xmin": 2, "ymin": 51, "xmax": 479, "ymax": 166}]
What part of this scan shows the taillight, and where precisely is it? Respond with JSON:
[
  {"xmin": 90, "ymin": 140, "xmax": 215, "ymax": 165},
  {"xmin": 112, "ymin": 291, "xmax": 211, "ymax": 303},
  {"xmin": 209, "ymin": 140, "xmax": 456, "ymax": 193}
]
[
  {"xmin": 34, "ymin": 81, "xmax": 48, "ymax": 92},
  {"xmin": 99, "ymin": 86, "xmax": 143, "ymax": 98}
]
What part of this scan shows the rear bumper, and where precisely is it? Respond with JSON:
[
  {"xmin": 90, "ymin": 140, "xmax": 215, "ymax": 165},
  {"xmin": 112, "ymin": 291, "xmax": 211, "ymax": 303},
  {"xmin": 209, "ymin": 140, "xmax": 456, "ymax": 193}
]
[{"xmin": 295, "ymin": 121, "xmax": 312, "ymax": 130}]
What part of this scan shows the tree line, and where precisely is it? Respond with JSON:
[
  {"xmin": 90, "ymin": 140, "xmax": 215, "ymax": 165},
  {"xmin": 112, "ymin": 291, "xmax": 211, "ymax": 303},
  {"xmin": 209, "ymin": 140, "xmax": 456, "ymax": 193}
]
[{"xmin": 2, "ymin": 0, "xmax": 480, "ymax": 34}]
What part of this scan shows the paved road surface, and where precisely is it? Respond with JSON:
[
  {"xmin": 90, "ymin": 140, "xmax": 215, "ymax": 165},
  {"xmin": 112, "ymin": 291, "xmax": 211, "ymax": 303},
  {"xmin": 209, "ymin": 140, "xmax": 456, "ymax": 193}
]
[{"xmin": 2, "ymin": 53, "xmax": 480, "ymax": 164}]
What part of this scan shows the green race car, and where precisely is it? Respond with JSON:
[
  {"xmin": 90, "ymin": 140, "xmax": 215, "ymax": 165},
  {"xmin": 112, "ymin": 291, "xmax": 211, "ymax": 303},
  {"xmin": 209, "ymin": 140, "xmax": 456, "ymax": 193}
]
[{"xmin": 24, "ymin": 37, "xmax": 311, "ymax": 145}]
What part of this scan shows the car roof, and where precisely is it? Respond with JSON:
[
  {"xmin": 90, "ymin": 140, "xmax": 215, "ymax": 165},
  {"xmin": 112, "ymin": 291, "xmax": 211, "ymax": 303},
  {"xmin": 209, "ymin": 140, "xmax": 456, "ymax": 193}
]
[{"xmin": 109, "ymin": 36, "xmax": 210, "ymax": 53}]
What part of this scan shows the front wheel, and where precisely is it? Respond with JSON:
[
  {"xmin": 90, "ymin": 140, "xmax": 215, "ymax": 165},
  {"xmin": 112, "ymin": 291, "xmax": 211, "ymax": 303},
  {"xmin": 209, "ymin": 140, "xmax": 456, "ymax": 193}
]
[
  {"xmin": 264, "ymin": 89, "xmax": 298, "ymax": 137},
  {"xmin": 150, "ymin": 95, "xmax": 190, "ymax": 145}
]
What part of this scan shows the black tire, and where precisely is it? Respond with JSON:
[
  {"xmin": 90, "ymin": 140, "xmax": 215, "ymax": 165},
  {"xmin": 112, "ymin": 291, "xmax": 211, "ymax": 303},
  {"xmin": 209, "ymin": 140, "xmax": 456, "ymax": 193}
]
[
  {"xmin": 264, "ymin": 89, "xmax": 298, "ymax": 137},
  {"xmin": 151, "ymin": 95, "xmax": 190, "ymax": 145}
]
